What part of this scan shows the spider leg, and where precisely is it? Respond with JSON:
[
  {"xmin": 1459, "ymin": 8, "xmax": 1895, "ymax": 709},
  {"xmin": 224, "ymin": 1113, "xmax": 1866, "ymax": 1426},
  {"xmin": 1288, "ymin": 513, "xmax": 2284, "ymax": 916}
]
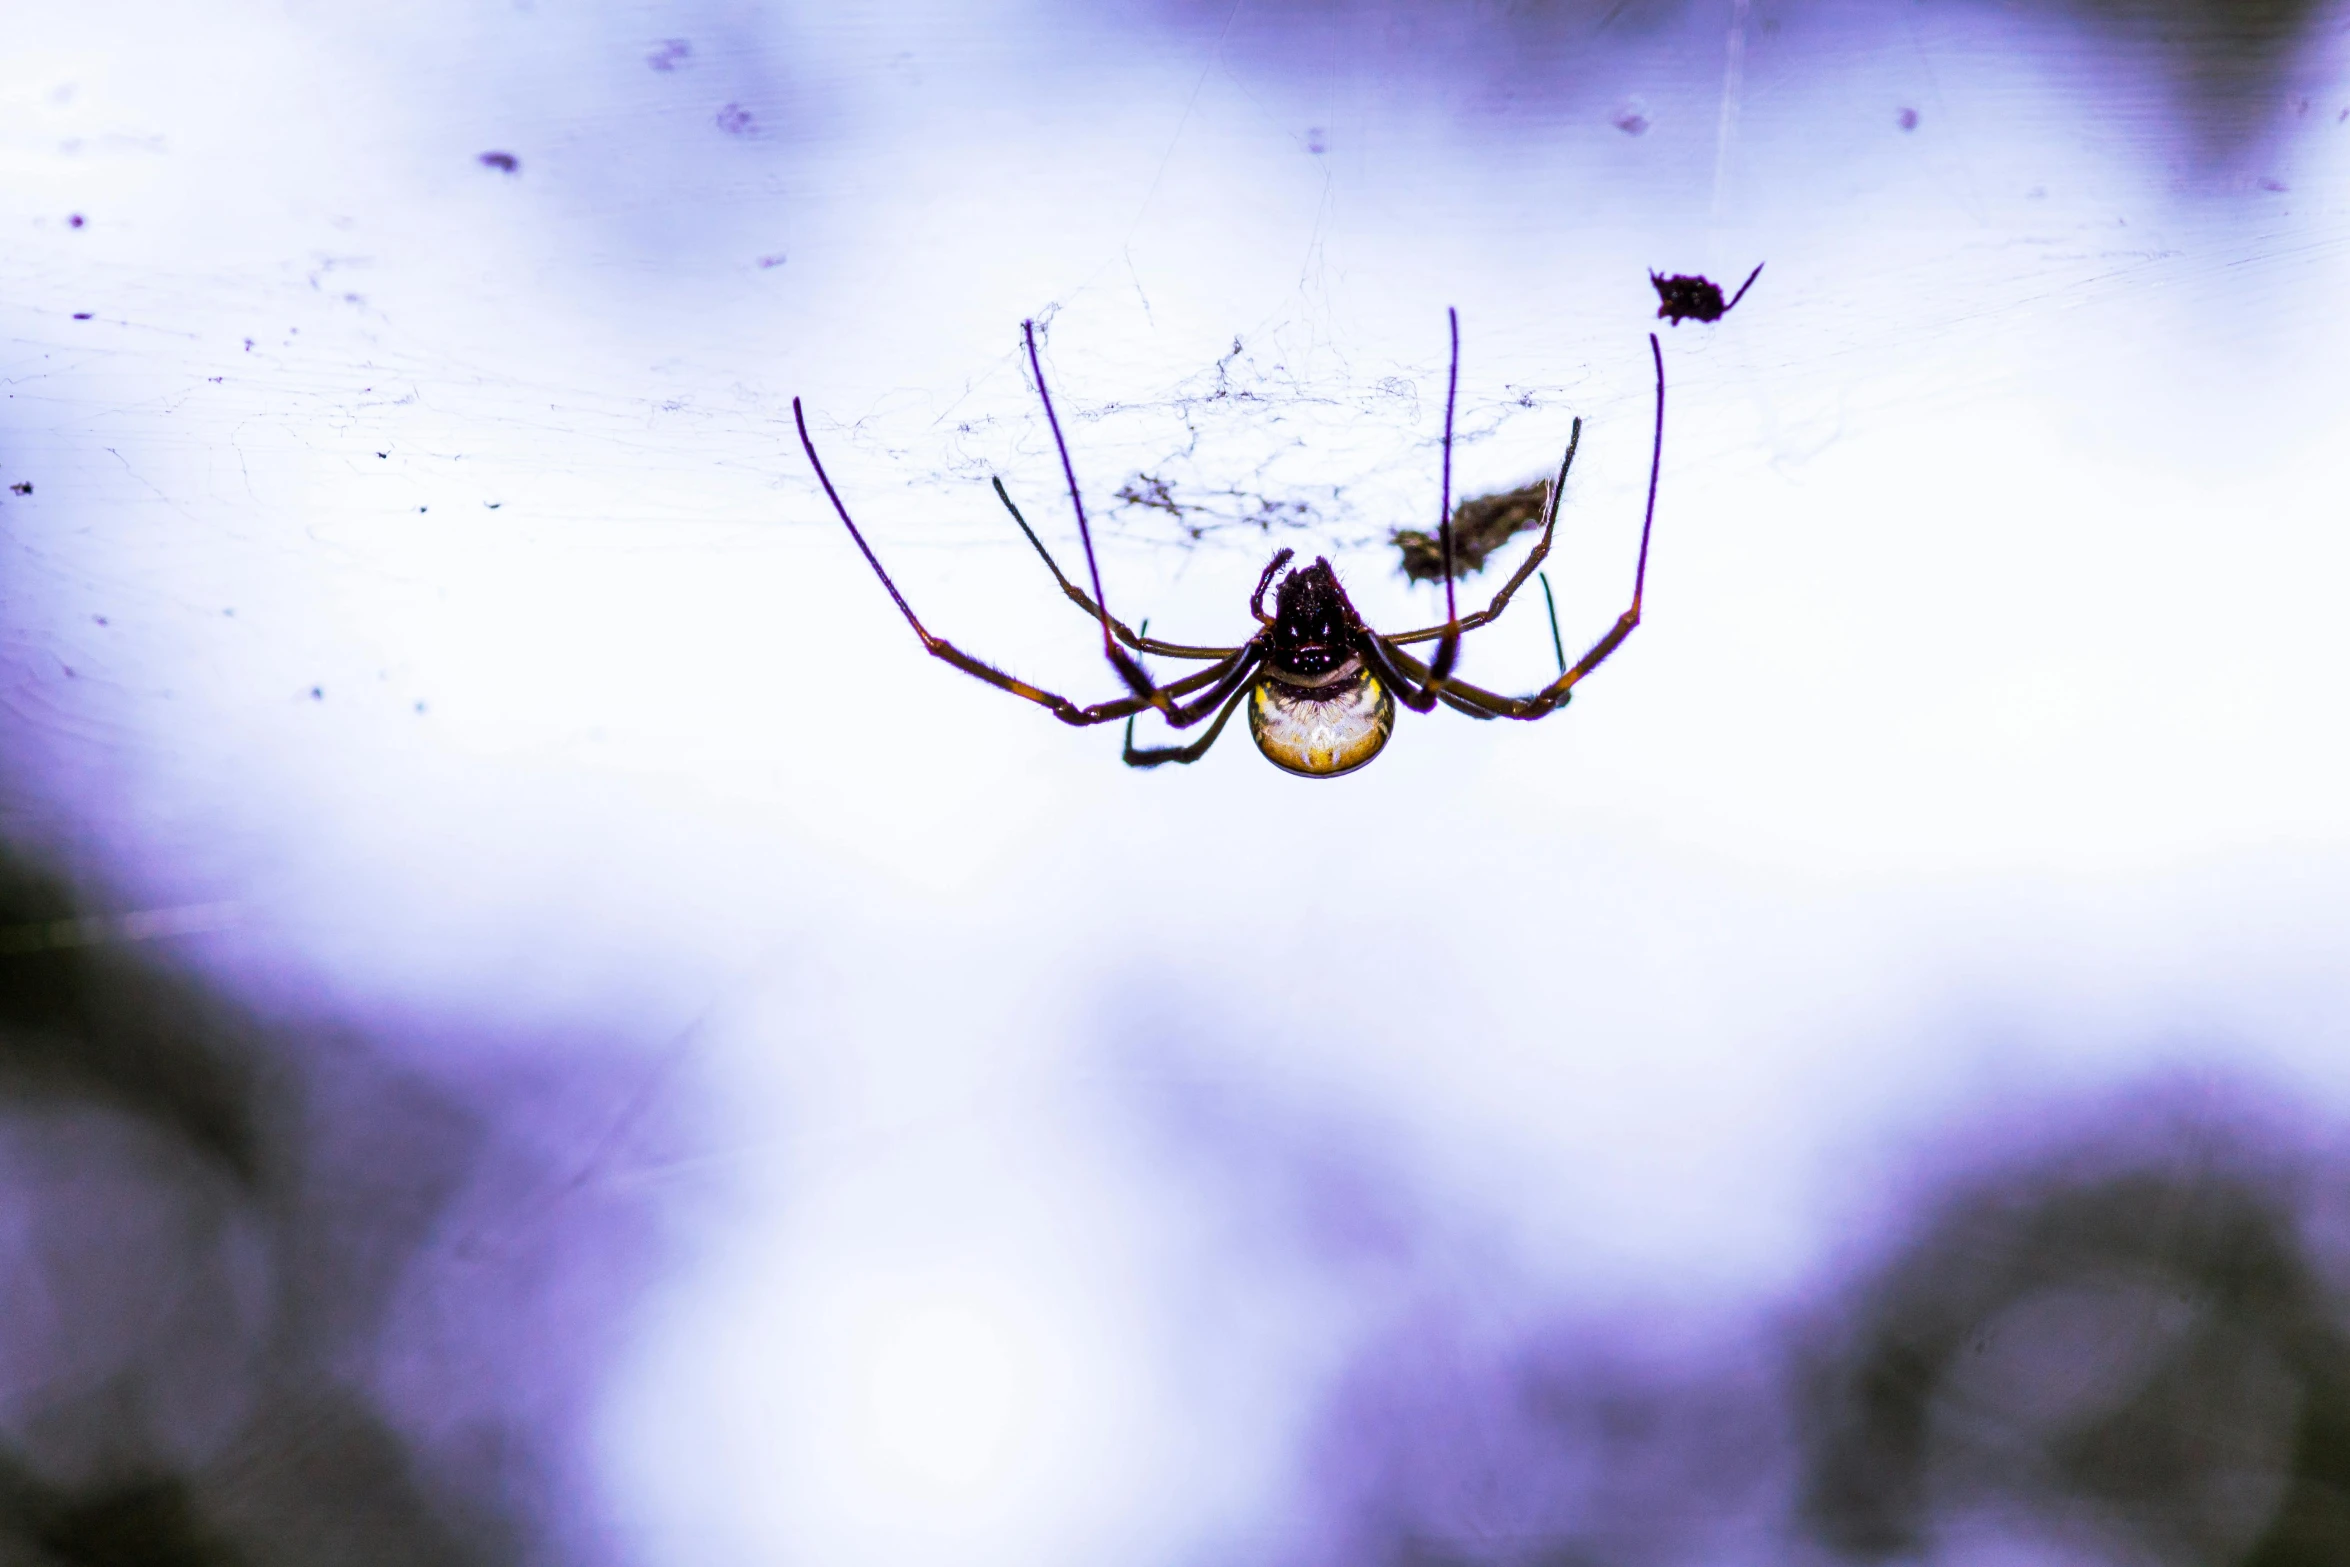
[
  {"xmin": 990, "ymin": 478, "xmax": 1240, "ymax": 661},
  {"xmin": 1155, "ymin": 641, "xmax": 1265, "ymax": 726},
  {"xmin": 1381, "ymin": 639, "xmax": 1559, "ymax": 719},
  {"xmin": 1539, "ymin": 571, "xmax": 1567, "ymax": 676},
  {"xmin": 1725, "ymin": 261, "xmax": 1765, "ymax": 313},
  {"xmin": 1361, "ymin": 630, "xmax": 1438, "ymax": 715},
  {"xmin": 1023, "ymin": 320, "xmax": 1165, "ymax": 707},
  {"xmin": 1250, "ymin": 549, "xmax": 1295, "ymax": 625},
  {"xmin": 1381, "ymin": 308, "xmax": 1473, "ymax": 714},
  {"xmin": 1373, "ymin": 332, "xmax": 1666, "ymax": 721},
  {"xmin": 796, "ymin": 397, "xmax": 1248, "ymax": 729},
  {"xmin": 1389, "ymin": 417, "xmax": 1581, "ymax": 646},
  {"xmin": 1122, "ymin": 680, "xmax": 1252, "ymax": 767},
  {"xmin": 1427, "ymin": 309, "xmax": 1467, "ymax": 693}
]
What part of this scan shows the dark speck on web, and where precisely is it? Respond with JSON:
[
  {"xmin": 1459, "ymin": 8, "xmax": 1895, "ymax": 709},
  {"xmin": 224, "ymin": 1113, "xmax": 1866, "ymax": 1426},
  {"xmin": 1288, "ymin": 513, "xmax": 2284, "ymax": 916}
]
[
  {"xmin": 68, "ymin": 214, "xmax": 85, "ymax": 228},
  {"xmin": 715, "ymin": 103, "xmax": 756, "ymax": 135},
  {"xmin": 72, "ymin": 312, "xmax": 91, "ymax": 320},
  {"xmin": 1898, "ymin": 107, "xmax": 1919, "ymax": 131},
  {"xmin": 757, "ymin": 254, "xmax": 786, "ymax": 269},
  {"xmin": 8, "ymin": 483, "xmax": 29, "ymax": 496},
  {"xmin": 1611, "ymin": 105, "xmax": 1648, "ymax": 135},
  {"xmin": 309, "ymin": 687, "xmax": 323, "ymax": 701},
  {"xmin": 478, "ymin": 151, "xmax": 520, "ymax": 174},
  {"xmin": 648, "ymin": 39, "xmax": 691, "ymax": 71}
]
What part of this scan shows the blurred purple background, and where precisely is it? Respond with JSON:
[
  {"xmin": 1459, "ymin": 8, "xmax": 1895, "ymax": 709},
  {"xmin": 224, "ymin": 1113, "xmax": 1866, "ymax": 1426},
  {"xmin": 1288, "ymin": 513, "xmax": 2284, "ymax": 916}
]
[{"xmin": 3, "ymin": 1, "xmax": 2349, "ymax": 1563}]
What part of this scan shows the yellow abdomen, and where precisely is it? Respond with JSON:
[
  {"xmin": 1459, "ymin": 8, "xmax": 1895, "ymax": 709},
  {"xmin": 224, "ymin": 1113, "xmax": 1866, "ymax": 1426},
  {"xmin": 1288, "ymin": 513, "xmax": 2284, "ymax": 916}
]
[{"xmin": 1248, "ymin": 671, "xmax": 1396, "ymax": 778}]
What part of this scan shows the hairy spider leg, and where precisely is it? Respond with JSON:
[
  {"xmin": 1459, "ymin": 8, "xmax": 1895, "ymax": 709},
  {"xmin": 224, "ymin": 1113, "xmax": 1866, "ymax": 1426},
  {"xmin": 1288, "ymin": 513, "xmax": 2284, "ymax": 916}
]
[
  {"xmin": 989, "ymin": 478, "xmax": 1241, "ymax": 661},
  {"xmin": 794, "ymin": 397, "xmax": 1250, "ymax": 729},
  {"xmin": 1376, "ymin": 639, "xmax": 1550, "ymax": 720},
  {"xmin": 1388, "ymin": 417, "xmax": 1581, "ymax": 646},
  {"xmin": 1375, "ymin": 331, "xmax": 1666, "ymax": 720},
  {"xmin": 1726, "ymin": 262, "xmax": 1765, "ymax": 313},
  {"xmin": 1022, "ymin": 320, "xmax": 1166, "ymax": 709},
  {"xmin": 1122, "ymin": 680, "xmax": 1254, "ymax": 767},
  {"xmin": 1250, "ymin": 549, "xmax": 1296, "ymax": 625}
]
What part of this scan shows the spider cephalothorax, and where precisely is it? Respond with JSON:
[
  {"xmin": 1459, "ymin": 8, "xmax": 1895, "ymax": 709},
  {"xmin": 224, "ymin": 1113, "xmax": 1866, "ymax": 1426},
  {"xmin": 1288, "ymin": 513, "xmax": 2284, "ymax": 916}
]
[
  {"xmin": 794, "ymin": 309, "xmax": 1669, "ymax": 778},
  {"xmin": 1265, "ymin": 558, "xmax": 1364, "ymax": 680}
]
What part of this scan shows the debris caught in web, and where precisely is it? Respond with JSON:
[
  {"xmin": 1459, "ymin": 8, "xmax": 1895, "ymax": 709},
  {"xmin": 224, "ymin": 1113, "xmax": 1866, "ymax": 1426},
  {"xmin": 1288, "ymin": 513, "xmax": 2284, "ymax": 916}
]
[
  {"xmin": 1391, "ymin": 479, "xmax": 1549, "ymax": 582},
  {"xmin": 1112, "ymin": 472, "xmax": 1322, "ymax": 543},
  {"xmin": 1651, "ymin": 262, "xmax": 1764, "ymax": 324}
]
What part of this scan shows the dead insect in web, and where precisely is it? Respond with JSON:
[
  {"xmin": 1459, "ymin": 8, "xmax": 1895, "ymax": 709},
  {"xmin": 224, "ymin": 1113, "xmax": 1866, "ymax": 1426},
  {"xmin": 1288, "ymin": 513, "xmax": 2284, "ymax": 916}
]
[
  {"xmin": 794, "ymin": 314, "xmax": 1667, "ymax": 778},
  {"xmin": 1393, "ymin": 478, "xmax": 1551, "ymax": 583},
  {"xmin": 1651, "ymin": 262, "xmax": 1763, "ymax": 325}
]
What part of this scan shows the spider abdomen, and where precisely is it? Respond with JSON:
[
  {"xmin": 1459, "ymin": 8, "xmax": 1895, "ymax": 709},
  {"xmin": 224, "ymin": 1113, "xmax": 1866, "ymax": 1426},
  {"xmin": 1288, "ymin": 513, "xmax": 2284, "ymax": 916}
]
[{"xmin": 1248, "ymin": 670, "xmax": 1396, "ymax": 778}]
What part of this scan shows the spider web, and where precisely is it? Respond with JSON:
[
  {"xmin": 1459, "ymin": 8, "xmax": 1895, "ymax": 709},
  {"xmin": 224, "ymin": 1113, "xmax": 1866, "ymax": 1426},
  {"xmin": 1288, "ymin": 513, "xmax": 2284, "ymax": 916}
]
[{"xmin": 922, "ymin": 317, "xmax": 1587, "ymax": 567}]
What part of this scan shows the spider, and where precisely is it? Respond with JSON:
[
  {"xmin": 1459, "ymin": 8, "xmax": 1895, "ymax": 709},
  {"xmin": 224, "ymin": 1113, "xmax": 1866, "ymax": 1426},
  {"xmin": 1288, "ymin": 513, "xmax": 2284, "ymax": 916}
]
[
  {"xmin": 792, "ymin": 312, "xmax": 1665, "ymax": 777},
  {"xmin": 1651, "ymin": 261, "xmax": 1764, "ymax": 325}
]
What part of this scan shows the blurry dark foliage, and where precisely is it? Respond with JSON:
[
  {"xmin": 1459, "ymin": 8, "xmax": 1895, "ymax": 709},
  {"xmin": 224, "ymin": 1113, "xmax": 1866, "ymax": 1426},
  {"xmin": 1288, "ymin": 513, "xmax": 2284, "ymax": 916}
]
[
  {"xmin": 0, "ymin": 845, "xmax": 653, "ymax": 1567},
  {"xmin": 2069, "ymin": 0, "xmax": 2330, "ymax": 163},
  {"xmin": 1392, "ymin": 480, "xmax": 1549, "ymax": 581},
  {"xmin": 1271, "ymin": 1088, "xmax": 2350, "ymax": 1567},
  {"xmin": 1800, "ymin": 1106, "xmax": 2350, "ymax": 1565},
  {"xmin": 1301, "ymin": 1313, "xmax": 1788, "ymax": 1567}
]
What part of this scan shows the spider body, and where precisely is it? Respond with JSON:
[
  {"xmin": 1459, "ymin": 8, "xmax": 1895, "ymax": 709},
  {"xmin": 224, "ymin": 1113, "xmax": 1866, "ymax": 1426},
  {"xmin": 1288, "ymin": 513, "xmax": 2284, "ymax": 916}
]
[
  {"xmin": 792, "ymin": 312, "xmax": 1668, "ymax": 777},
  {"xmin": 1249, "ymin": 558, "xmax": 1397, "ymax": 776}
]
